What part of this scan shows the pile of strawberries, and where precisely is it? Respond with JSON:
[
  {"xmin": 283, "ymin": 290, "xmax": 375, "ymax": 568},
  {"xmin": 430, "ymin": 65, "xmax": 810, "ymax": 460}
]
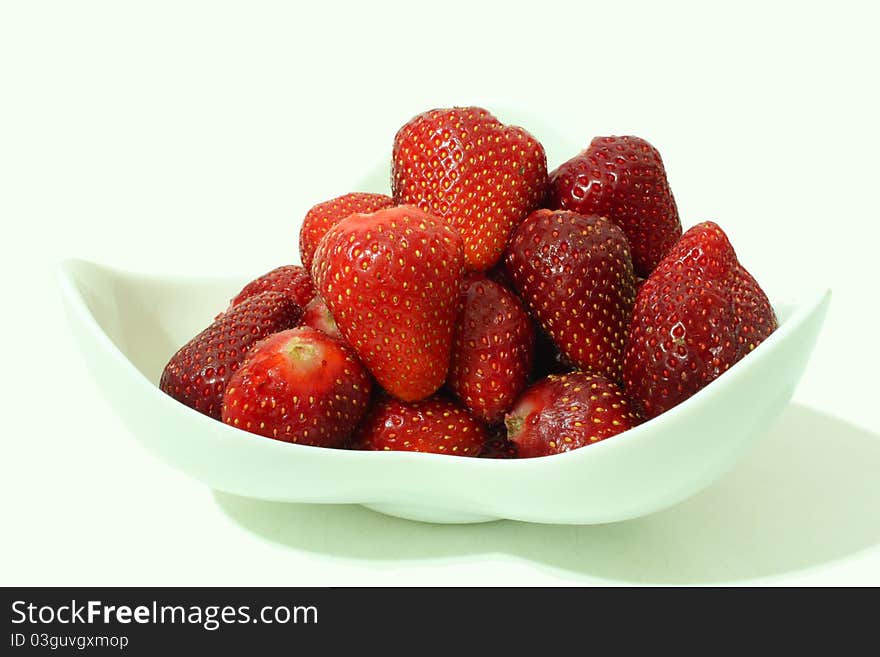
[{"xmin": 160, "ymin": 106, "xmax": 777, "ymax": 459}]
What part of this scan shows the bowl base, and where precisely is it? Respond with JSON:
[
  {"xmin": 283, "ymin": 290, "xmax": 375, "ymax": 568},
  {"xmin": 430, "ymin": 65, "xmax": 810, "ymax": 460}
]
[{"xmin": 362, "ymin": 503, "xmax": 498, "ymax": 524}]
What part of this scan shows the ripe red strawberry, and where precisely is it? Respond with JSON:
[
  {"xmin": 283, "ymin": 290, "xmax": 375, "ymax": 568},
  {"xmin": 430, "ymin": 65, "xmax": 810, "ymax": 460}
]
[
  {"xmin": 623, "ymin": 221, "xmax": 778, "ymax": 419},
  {"xmin": 505, "ymin": 209, "xmax": 637, "ymax": 381},
  {"xmin": 548, "ymin": 136, "xmax": 682, "ymax": 277},
  {"xmin": 447, "ymin": 276, "xmax": 534, "ymax": 423},
  {"xmin": 505, "ymin": 372, "xmax": 641, "ymax": 458},
  {"xmin": 311, "ymin": 205, "xmax": 464, "ymax": 402},
  {"xmin": 392, "ymin": 106, "xmax": 548, "ymax": 271},
  {"xmin": 301, "ymin": 296, "xmax": 342, "ymax": 340},
  {"xmin": 299, "ymin": 192, "xmax": 394, "ymax": 272},
  {"xmin": 221, "ymin": 326, "xmax": 371, "ymax": 447},
  {"xmin": 354, "ymin": 396, "xmax": 487, "ymax": 456},
  {"xmin": 230, "ymin": 265, "xmax": 316, "ymax": 309},
  {"xmin": 160, "ymin": 291, "xmax": 303, "ymax": 419}
]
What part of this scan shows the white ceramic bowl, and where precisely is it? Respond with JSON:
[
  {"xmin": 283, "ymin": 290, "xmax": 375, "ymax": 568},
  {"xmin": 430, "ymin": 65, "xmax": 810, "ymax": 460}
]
[{"xmin": 58, "ymin": 256, "xmax": 829, "ymax": 524}]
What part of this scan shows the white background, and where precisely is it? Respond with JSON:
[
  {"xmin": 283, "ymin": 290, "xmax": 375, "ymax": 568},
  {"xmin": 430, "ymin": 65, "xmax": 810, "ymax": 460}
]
[{"xmin": 2, "ymin": 0, "xmax": 879, "ymax": 585}]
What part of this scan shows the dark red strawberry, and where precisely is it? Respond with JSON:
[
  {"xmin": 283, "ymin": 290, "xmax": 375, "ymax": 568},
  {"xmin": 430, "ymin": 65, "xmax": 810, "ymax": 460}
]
[
  {"xmin": 728, "ymin": 266, "xmax": 777, "ymax": 356},
  {"xmin": 160, "ymin": 291, "xmax": 303, "ymax": 419},
  {"xmin": 447, "ymin": 276, "xmax": 534, "ymax": 423},
  {"xmin": 311, "ymin": 205, "xmax": 464, "ymax": 402},
  {"xmin": 505, "ymin": 372, "xmax": 641, "ymax": 458},
  {"xmin": 548, "ymin": 136, "xmax": 682, "ymax": 277},
  {"xmin": 301, "ymin": 296, "xmax": 342, "ymax": 340},
  {"xmin": 299, "ymin": 192, "xmax": 394, "ymax": 272},
  {"xmin": 392, "ymin": 106, "xmax": 547, "ymax": 271},
  {"xmin": 354, "ymin": 396, "xmax": 487, "ymax": 456},
  {"xmin": 505, "ymin": 209, "xmax": 637, "ymax": 381},
  {"xmin": 230, "ymin": 265, "xmax": 316, "ymax": 309},
  {"xmin": 221, "ymin": 326, "xmax": 371, "ymax": 447},
  {"xmin": 623, "ymin": 221, "xmax": 778, "ymax": 419},
  {"xmin": 480, "ymin": 425, "xmax": 519, "ymax": 459}
]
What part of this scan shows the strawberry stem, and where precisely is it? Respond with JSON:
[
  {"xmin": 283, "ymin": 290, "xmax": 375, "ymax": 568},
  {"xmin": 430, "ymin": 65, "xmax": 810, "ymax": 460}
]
[{"xmin": 505, "ymin": 414, "xmax": 524, "ymax": 439}]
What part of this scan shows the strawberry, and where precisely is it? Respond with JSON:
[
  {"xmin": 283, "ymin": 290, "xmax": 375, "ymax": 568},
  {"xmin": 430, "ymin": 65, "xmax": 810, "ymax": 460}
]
[
  {"xmin": 505, "ymin": 372, "xmax": 641, "ymax": 458},
  {"xmin": 311, "ymin": 205, "xmax": 464, "ymax": 402},
  {"xmin": 447, "ymin": 276, "xmax": 534, "ymax": 423},
  {"xmin": 230, "ymin": 265, "xmax": 316, "ymax": 309},
  {"xmin": 392, "ymin": 106, "xmax": 548, "ymax": 271},
  {"xmin": 160, "ymin": 291, "xmax": 303, "ymax": 419},
  {"xmin": 623, "ymin": 221, "xmax": 778, "ymax": 419},
  {"xmin": 354, "ymin": 396, "xmax": 487, "ymax": 456},
  {"xmin": 548, "ymin": 136, "xmax": 682, "ymax": 277},
  {"xmin": 221, "ymin": 326, "xmax": 371, "ymax": 447},
  {"xmin": 505, "ymin": 209, "xmax": 637, "ymax": 382},
  {"xmin": 299, "ymin": 192, "xmax": 394, "ymax": 272},
  {"xmin": 301, "ymin": 296, "xmax": 342, "ymax": 340}
]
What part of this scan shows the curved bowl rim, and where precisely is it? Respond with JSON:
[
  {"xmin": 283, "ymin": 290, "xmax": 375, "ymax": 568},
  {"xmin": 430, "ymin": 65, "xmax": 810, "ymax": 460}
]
[{"xmin": 56, "ymin": 256, "xmax": 832, "ymax": 473}]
